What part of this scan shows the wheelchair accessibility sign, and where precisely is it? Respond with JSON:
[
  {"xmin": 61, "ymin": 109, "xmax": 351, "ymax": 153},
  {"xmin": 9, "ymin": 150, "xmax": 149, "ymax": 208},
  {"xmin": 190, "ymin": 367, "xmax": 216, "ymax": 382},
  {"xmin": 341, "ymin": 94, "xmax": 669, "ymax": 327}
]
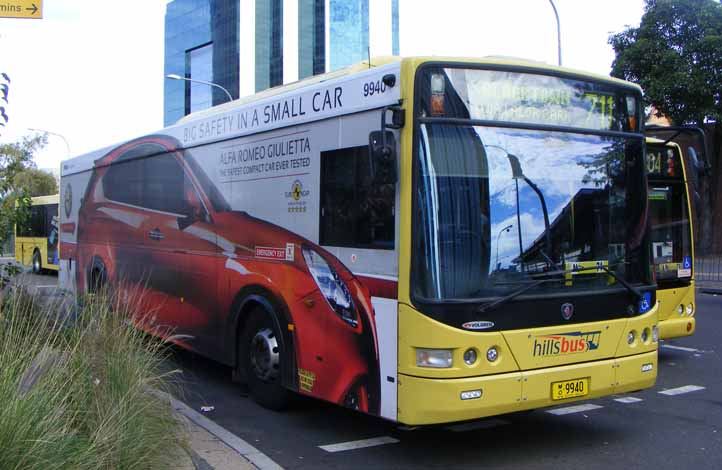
[{"xmin": 678, "ymin": 256, "xmax": 692, "ymax": 278}]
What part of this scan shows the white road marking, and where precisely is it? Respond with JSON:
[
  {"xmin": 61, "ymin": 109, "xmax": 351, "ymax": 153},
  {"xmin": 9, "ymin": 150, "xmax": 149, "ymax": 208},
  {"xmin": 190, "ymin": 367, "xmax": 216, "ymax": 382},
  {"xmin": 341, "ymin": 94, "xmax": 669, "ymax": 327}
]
[
  {"xmin": 445, "ymin": 418, "xmax": 510, "ymax": 432},
  {"xmin": 546, "ymin": 404, "xmax": 603, "ymax": 416},
  {"xmin": 319, "ymin": 436, "xmax": 399, "ymax": 453},
  {"xmin": 614, "ymin": 397, "xmax": 643, "ymax": 404},
  {"xmin": 662, "ymin": 344, "xmax": 701, "ymax": 353},
  {"xmin": 659, "ymin": 385, "xmax": 706, "ymax": 396},
  {"xmin": 34, "ymin": 285, "xmax": 58, "ymax": 288}
]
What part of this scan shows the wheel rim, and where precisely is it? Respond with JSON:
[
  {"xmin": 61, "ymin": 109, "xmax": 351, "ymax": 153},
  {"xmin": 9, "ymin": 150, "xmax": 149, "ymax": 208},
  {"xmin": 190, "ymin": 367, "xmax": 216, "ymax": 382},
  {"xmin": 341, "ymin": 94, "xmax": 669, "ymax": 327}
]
[
  {"xmin": 33, "ymin": 257, "xmax": 40, "ymax": 272},
  {"xmin": 249, "ymin": 328, "xmax": 280, "ymax": 382}
]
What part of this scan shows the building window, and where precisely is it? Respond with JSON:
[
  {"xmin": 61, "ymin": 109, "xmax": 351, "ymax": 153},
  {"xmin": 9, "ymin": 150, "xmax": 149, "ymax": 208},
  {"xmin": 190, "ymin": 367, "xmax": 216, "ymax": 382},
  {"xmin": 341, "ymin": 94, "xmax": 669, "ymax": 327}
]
[
  {"xmin": 299, "ymin": 0, "xmax": 325, "ymax": 79},
  {"xmin": 320, "ymin": 145, "xmax": 395, "ymax": 250},
  {"xmin": 392, "ymin": 0, "xmax": 399, "ymax": 56},
  {"xmin": 256, "ymin": 0, "xmax": 283, "ymax": 91},
  {"xmin": 185, "ymin": 42, "xmax": 214, "ymax": 114},
  {"xmin": 329, "ymin": 0, "xmax": 369, "ymax": 71}
]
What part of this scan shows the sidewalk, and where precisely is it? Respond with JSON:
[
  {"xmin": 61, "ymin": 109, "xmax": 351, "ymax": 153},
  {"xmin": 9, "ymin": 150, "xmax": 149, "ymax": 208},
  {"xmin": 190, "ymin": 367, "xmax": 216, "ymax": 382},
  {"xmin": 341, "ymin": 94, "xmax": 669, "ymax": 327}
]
[
  {"xmin": 178, "ymin": 418, "xmax": 256, "ymax": 470},
  {"xmin": 697, "ymin": 280, "xmax": 722, "ymax": 295}
]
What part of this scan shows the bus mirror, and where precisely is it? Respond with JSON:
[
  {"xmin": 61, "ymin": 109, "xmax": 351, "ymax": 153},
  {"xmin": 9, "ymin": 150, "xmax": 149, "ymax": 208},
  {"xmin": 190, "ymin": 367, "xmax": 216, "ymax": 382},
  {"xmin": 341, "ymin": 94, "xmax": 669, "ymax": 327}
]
[{"xmin": 368, "ymin": 130, "xmax": 398, "ymax": 184}]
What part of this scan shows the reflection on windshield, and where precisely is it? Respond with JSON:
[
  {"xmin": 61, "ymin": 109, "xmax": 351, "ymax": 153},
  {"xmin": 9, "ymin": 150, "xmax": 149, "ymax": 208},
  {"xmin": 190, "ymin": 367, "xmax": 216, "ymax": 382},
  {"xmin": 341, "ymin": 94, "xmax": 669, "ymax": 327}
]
[{"xmin": 413, "ymin": 124, "xmax": 648, "ymax": 301}]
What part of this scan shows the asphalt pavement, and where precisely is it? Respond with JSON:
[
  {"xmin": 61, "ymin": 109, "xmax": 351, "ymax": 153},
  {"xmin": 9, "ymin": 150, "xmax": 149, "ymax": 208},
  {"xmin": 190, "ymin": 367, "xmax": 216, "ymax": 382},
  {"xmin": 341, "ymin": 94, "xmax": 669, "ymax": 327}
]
[{"xmin": 16, "ymin": 270, "xmax": 722, "ymax": 469}]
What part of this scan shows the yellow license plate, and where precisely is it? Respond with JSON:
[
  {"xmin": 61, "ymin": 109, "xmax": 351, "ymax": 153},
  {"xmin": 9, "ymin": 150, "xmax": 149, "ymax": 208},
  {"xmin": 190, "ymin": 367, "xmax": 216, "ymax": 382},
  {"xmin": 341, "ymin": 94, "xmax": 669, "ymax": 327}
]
[{"xmin": 551, "ymin": 377, "xmax": 589, "ymax": 400}]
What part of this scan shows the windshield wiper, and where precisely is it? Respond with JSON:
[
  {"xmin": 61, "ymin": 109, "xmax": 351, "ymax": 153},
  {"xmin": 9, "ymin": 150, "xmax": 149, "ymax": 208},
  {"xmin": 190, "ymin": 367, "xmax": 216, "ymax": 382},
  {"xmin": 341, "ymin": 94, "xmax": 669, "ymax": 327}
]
[
  {"xmin": 590, "ymin": 265, "xmax": 644, "ymax": 302},
  {"xmin": 478, "ymin": 279, "xmax": 552, "ymax": 314}
]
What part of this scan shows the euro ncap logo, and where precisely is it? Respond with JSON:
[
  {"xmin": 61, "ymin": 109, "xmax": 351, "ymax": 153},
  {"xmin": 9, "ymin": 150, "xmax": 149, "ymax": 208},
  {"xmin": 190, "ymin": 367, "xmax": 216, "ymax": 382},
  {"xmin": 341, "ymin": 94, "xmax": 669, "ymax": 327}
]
[{"xmin": 533, "ymin": 330, "xmax": 601, "ymax": 357}]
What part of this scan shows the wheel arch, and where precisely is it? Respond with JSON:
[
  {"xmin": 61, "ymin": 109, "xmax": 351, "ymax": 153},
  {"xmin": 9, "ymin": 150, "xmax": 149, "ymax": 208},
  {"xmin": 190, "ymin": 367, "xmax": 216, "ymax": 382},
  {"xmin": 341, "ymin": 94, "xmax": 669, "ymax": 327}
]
[{"xmin": 228, "ymin": 285, "xmax": 298, "ymax": 392}]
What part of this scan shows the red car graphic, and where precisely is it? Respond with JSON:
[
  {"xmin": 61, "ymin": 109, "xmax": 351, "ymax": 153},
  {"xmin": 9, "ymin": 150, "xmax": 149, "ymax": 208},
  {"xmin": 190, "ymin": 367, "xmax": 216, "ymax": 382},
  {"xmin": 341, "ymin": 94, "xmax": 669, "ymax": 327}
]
[{"xmin": 75, "ymin": 135, "xmax": 380, "ymax": 413}]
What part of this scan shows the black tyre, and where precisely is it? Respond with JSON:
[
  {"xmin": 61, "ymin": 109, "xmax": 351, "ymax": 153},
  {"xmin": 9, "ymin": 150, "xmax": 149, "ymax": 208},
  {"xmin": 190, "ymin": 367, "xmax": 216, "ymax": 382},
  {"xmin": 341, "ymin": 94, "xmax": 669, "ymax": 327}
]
[
  {"xmin": 32, "ymin": 251, "xmax": 42, "ymax": 274},
  {"xmin": 240, "ymin": 307, "xmax": 292, "ymax": 410},
  {"xmin": 88, "ymin": 259, "xmax": 107, "ymax": 294}
]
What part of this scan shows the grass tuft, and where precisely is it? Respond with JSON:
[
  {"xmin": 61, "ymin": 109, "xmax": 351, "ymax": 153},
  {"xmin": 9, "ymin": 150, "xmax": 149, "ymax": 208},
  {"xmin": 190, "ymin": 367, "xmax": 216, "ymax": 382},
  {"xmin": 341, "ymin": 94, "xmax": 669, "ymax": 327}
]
[{"xmin": 0, "ymin": 286, "xmax": 187, "ymax": 470}]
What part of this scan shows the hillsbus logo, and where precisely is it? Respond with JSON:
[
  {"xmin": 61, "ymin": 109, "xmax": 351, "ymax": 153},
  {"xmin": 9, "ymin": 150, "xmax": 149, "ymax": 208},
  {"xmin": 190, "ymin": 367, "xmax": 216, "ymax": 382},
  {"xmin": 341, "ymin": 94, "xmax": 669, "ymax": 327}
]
[{"xmin": 532, "ymin": 330, "xmax": 602, "ymax": 357}]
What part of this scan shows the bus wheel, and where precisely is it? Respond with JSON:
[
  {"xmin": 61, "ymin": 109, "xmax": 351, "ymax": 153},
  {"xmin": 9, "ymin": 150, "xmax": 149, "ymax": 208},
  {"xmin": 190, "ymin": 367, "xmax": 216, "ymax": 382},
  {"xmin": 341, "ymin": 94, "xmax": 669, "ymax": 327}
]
[
  {"xmin": 32, "ymin": 251, "xmax": 42, "ymax": 274},
  {"xmin": 241, "ymin": 308, "xmax": 291, "ymax": 410}
]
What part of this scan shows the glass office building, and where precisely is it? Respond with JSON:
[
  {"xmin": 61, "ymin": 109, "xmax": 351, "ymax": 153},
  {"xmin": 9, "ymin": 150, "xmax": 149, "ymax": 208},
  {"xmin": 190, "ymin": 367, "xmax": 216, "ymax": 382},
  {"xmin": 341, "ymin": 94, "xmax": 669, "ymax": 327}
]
[{"xmin": 164, "ymin": 0, "xmax": 398, "ymax": 125}]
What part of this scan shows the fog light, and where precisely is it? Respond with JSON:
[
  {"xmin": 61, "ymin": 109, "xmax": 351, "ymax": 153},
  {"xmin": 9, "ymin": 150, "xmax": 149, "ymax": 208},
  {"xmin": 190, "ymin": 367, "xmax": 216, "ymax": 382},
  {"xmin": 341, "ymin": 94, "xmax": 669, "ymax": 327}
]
[
  {"xmin": 677, "ymin": 304, "xmax": 684, "ymax": 316},
  {"xmin": 416, "ymin": 348, "xmax": 452, "ymax": 368},
  {"xmin": 627, "ymin": 331, "xmax": 636, "ymax": 345},
  {"xmin": 686, "ymin": 303, "xmax": 694, "ymax": 316},
  {"xmin": 652, "ymin": 325, "xmax": 659, "ymax": 342},
  {"xmin": 460, "ymin": 389, "xmax": 482, "ymax": 400},
  {"xmin": 463, "ymin": 348, "xmax": 478, "ymax": 365},
  {"xmin": 486, "ymin": 346, "xmax": 499, "ymax": 362},
  {"xmin": 641, "ymin": 328, "xmax": 649, "ymax": 343}
]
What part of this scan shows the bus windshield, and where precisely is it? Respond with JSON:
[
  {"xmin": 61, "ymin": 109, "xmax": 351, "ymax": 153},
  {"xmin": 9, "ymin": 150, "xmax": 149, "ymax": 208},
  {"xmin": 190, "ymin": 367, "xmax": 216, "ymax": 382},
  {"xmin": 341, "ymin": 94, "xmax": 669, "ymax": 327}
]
[
  {"xmin": 412, "ymin": 67, "xmax": 650, "ymax": 302},
  {"xmin": 646, "ymin": 143, "xmax": 692, "ymax": 283}
]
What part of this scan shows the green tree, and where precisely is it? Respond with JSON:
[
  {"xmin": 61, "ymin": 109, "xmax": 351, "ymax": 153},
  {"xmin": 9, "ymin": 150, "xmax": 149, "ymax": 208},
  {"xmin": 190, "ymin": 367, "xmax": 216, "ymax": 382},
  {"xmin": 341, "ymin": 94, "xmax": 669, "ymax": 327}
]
[
  {"xmin": 609, "ymin": 0, "xmax": 722, "ymax": 254},
  {"xmin": 0, "ymin": 133, "xmax": 48, "ymax": 252},
  {"xmin": 14, "ymin": 167, "xmax": 58, "ymax": 197}
]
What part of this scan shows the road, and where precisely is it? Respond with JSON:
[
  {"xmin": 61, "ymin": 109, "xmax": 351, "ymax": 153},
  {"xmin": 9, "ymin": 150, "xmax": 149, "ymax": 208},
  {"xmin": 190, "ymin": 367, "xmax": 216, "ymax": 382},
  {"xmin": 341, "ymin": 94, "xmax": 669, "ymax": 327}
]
[{"xmin": 17, "ymin": 270, "xmax": 722, "ymax": 469}]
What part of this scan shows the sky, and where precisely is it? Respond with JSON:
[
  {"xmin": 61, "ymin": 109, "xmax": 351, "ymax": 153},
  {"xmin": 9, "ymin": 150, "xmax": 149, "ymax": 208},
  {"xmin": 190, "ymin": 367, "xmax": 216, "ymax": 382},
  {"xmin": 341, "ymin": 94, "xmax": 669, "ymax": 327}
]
[{"xmin": 0, "ymin": 0, "xmax": 646, "ymax": 171}]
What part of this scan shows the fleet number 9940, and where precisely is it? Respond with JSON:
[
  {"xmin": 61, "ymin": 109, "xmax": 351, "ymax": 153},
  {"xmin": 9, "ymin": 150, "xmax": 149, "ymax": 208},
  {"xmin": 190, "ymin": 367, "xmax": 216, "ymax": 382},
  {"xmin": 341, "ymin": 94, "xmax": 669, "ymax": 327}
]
[{"xmin": 363, "ymin": 80, "xmax": 387, "ymax": 97}]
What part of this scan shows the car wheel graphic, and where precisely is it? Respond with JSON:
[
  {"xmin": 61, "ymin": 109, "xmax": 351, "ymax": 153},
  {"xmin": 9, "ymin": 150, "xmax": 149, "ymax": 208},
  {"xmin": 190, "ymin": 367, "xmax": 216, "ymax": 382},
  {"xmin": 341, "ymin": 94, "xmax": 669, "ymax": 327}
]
[
  {"xmin": 242, "ymin": 307, "xmax": 292, "ymax": 410},
  {"xmin": 343, "ymin": 378, "xmax": 370, "ymax": 412}
]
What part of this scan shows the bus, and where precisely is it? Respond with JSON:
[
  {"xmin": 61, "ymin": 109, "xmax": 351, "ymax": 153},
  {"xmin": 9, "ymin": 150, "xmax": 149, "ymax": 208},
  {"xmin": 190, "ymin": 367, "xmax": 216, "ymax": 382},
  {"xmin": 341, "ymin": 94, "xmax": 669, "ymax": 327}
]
[
  {"xmin": 645, "ymin": 139, "xmax": 696, "ymax": 339},
  {"xmin": 15, "ymin": 194, "xmax": 60, "ymax": 274},
  {"xmin": 59, "ymin": 56, "xmax": 658, "ymax": 425}
]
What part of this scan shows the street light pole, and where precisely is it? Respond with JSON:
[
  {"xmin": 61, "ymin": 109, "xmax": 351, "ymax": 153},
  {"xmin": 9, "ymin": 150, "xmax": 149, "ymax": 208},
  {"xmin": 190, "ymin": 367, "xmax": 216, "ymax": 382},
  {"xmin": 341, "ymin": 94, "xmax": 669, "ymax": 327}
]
[
  {"xmin": 27, "ymin": 127, "xmax": 71, "ymax": 158},
  {"xmin": 495, "ymin": 224, "xmax": 513, "ymax": 269},
  {"xmin": 165, "ymin": 74, "xmax": 233, "ymax": 103},
  {"xmin": 548, "ymin": 0, "xmax": 562, "ymax": 66}
]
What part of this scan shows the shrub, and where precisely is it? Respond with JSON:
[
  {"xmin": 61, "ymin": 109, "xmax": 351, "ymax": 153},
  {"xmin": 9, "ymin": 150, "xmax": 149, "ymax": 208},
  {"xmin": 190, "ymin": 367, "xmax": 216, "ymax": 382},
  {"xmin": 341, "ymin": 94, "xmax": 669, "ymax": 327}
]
[{"xmin": 0, "ymin": 287, "xmax": 187, "ymax": 470}]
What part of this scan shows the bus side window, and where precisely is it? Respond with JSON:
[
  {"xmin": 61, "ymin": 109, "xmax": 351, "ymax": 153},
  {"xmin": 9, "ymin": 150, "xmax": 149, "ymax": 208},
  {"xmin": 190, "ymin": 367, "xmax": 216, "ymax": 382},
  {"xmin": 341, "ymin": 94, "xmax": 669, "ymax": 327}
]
[
  {"xmin": 320, "ymin": 145, "xmax": 395, "ymax": 250},
  {"xmin": 30, "ymin": 205, "xmax": 46, "ymax": 237}
]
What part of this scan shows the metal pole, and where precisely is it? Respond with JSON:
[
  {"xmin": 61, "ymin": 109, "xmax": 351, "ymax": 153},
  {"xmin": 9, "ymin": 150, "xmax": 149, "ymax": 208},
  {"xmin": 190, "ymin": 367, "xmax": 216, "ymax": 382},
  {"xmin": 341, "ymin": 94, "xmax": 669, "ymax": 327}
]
[
  {"xmin": 165, "ymin": 74, "xmax": 233, "ymax": 103},
  {"xmin": 548, "ymin": 0, "xmax": 562, "ymax": 66},
  {"xmin": 27, "ymin": 127, "xmax": 71, "ymax": 158}
]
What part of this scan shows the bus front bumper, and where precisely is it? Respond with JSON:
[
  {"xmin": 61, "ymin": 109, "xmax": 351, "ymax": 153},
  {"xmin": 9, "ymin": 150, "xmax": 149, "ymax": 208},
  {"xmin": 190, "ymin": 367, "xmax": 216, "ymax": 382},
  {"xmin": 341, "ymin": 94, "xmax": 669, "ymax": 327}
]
[
  {"xmin": 397, "ymin": 350, "xmax": 657, "ymax": 425},
  {"xmin": 659, "ymin": 316, "xmax": 696, "ymax": 339}
]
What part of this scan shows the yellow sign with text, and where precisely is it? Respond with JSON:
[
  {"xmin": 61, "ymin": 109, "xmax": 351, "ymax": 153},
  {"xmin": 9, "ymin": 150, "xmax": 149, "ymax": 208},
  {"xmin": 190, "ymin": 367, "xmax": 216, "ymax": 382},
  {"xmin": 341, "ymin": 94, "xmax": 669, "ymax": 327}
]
[{"xmin": 0, "ymin": 1, "xmax": 42, "ymax": 19}]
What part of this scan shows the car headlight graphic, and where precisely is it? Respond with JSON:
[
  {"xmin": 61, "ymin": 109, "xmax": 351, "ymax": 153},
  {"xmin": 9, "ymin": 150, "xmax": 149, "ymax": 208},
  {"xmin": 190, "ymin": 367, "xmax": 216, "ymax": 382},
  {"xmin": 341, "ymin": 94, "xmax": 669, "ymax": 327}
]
[{"xmin": 302, "ymin": 246, "xmax": 357, "ymax": 327}]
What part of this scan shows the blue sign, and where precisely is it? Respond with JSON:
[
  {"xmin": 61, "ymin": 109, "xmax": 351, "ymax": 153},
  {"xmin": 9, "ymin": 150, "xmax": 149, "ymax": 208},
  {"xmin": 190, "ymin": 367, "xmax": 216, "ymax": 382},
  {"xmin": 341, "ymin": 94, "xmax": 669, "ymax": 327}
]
[
  {"xmin": 639, "ymin": 292, "xmax": 652, "ymax": 314},
  {"xmin": 682, "ymin": 256, "xmax": 692, "ymax": 270}
]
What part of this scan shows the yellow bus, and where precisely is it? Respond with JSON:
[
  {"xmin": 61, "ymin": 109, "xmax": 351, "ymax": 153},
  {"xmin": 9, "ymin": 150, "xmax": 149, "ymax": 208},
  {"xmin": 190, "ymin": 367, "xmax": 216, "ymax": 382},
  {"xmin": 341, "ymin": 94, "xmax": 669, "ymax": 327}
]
[
  {"xmin": 60, "ymin": 57, "xmax": 658, "ymax": 425},
  {"xmin": 646, "ymin": 138, "xmax": 695, "ymax": 338},
  {"xmin": 15, "ymin": 194, "xmax": 60, "ymax": 273}
]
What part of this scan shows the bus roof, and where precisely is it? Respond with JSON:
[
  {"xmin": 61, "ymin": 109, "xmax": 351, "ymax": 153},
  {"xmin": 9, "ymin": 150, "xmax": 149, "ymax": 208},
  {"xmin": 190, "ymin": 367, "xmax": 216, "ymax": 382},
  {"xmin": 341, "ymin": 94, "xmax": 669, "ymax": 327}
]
[
  {"xmin": 31, "ymin": 194, "xmax": 59, "ymax": 205},
  {"xmin": 178, "ymin": 55, "xmax": 642, "ymax": 125},
  {"xmin": 61, "ymin": 55, "xmax": 641, "ymax": 177}
]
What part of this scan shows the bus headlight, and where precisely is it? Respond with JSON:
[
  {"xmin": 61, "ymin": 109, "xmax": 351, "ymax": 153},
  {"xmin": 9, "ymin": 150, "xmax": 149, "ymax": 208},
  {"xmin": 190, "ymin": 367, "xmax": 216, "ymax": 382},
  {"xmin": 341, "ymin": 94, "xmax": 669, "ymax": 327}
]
[
  {"xmin": 686, "ymin": 303, "xmax": 694, "ymax": 316},
  {"xmin": 677, "ymin": 304, "xmax": 684, "ymax": 316},
  {"xmin": 486, "ymin": 346, "xmax": 499, "ymax": 362},
  {"xmin": 302, "ymin": 246, "xmax": 357, "ymax": 327},
  {"xmin": 416, "ymin": 348, "xmax": 453, "ymax": 368},
  {"xmin": 641, "ymin": 328, "xmax": 649, "ymax": 344},
  {"xmin": 463, "ymin": 348, "xmax": 477, "ymax": 365},
  {"xmin": 652, "ymin": 325, "xmax": 659, "ymax": 342},
  {"xmin": 627, "ymin": 331, "xmax": 636, "ymax": 345}
]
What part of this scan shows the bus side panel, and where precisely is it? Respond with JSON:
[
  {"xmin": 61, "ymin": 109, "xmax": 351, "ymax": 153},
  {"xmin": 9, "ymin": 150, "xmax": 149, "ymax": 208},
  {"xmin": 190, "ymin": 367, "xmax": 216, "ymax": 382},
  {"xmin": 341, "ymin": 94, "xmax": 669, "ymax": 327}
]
[
  {"xmin": 61, "ymin": 109, "xmax": 401, "ymax": 420},
  {"xmin": 59, "ymin": 170, "xmax": 92, "ymax": 292}
]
